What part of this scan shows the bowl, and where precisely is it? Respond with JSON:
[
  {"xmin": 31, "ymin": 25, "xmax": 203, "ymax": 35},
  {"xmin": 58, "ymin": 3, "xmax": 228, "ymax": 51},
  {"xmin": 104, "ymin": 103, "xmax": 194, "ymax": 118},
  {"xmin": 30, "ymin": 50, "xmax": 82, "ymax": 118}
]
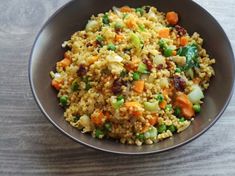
[{"xmin": 29, "ymin": 0, "xmax": 235, "ymax": 154}]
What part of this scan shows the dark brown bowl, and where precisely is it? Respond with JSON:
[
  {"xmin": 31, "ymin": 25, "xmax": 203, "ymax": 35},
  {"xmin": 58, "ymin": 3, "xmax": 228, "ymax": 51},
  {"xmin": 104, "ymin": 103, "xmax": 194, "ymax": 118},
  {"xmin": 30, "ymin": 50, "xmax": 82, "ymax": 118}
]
[{"xmin": 29, "ymin": 0, "xmax": 235, "ymax": 154}]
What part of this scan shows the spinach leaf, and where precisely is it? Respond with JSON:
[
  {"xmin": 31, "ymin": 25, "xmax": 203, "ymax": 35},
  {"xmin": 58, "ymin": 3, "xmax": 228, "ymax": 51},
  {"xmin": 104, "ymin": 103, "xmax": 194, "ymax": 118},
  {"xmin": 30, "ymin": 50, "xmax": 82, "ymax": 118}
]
[{"xmin": 177, "ymin": 44, "xmax": 199, "ymax": 70}]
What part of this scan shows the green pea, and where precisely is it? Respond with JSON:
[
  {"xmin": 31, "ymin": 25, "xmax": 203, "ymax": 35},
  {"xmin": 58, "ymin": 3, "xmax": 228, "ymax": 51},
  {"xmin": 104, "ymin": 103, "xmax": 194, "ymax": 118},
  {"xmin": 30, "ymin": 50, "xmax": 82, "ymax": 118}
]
[
  {"xmin": 60, "ymin": 95, "xmax": 68, "ymax": 106},
  {"xmin": 193, "ymin": 104, "xmax": 201, "ymax": 113},
  {"xmin": 174, "ymin": 107, "xmax": 181, "ymax": 117},
  {"xmin": 175, "ymin": 68, "xmax": 181, "ymax": 73},
  {"xmin": 136, "ymin": 133, "xmax": 145, "ymax": 140},
  {"xmin": 104, "ymin": 122, "xmax": 112, "ymax": 131},
  {"xmin": 107, "ymin": 43, "xmax": 116, "ymax": 51},
  {"xmin": 73, "ymin": 116, "xmax": 80, "ymax": 123},
  {"xmin": 95, "ymin": 129, "xmax": 105, "ymax": 139},
  {"xmin": 133, "ymin": 72, "xmax": 140, "ymax": 80},
  {"xmin": 135, "ymin": 8, "xmax": 144, "ymax": 16},
  {"xmin": 117, "ymin": 95, "xmax": 124, "ymax": 101},
  {"xmin": 71, "ymin": 80, "xmax": 79, "ymax": 91},
  {"xmin": 96, "ymin": 35, "xmax": 104, "ymax": 43},
  {"xmin": 155, "ymin": 93, "xmax": 164, "ymax": 103},
  {"xmin": 165, "ymin": 104, "xmax": 172, "ymax": 111},
  {"xmin": 115, "ymin": 22, "xmax": 123, "ymax": 30},
  {"xmin": 137, "ymin": 63, "xmax": 149, "ymax": 74},
  {"xmin": 168, "ymin": 125, "xmax": 176, "ymax": 133},
  {"xmin": 164, "ymin": 48, "xmax": 173, "ymax": 57},
  {"xmin": 158, "ymin": 124, "xmax": 167, "ymax": 133},
  {"xmin": 102, "ymin": 13, "xmax": 110, "ymax": 24},
  {"xmin": 179, "ymin": 117, "xmax": 185, "ymax": 122}
]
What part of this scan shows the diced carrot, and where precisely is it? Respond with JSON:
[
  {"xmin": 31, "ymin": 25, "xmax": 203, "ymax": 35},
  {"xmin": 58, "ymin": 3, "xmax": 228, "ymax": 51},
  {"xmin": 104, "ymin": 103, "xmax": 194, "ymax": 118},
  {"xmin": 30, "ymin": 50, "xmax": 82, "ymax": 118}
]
[
  {"xmin": 158, "ymin": 28, "xmax": 170, "ymax": 38},
  {"xmin": 133, "ymin": 80, "xmax": 145, "ymax": 93},
  {"xmin": 159, "ymin": 100, "xmax": 167, "ymax": 109},
  {"xmin": 115, "ymin": 34, "xmax": 124, "ymax": 42},
  {"xmin": 149, "ymin": 116, "xmax": 158, "ymax": 126},
  {"xmin": 163, "ymin": 86, "xmax": 175, "ymax": 98},
  {"xmin": 125, "ymin": 63, "xmax": 137, "ymax": 71},
  {"xmin": 132, "ymin": 110, "xmax": 142, "ymax": 117},
  {"xmin": 51, "ymin": 79, "xmax": 61, "ymax": 90},
  {"xmin": 105, "ymin": 111, "xmax": 111, "ymax": 120},
  {"xmin": 193, "ymin": 77, "xmax": 201, "ymax": 84},
  {"xmin": 141, "ymin": 125, "xmax": 150, "ymax": 133},
  {"xmin": 91, "ymin": 111, "xmax": 104, "ymax": 126},
  {"xmin": 88, "ymin": 55, "xmax": 99, "ymax": 65},
  {"xmin": 120, "ymin": 6, "xmax": 133, "ymax": 13},
  {"xmin": 166, "ymin": 11, "xmax": 179, "ymax": 25},
  {"xmin": 172, "ymin": 50, "xmax": 177, "ymax": 56},
  {"xmin": 59, "ymin": 58, "xmax": 71, "ymax": 68},
  {"xmin": 174, "ymin": 92, "xmax": 195, "ymax": 119},
  {"xmin": 126, "ymin": 20, "xmax": 136, "ymax": 29},
  {"xmin": 125, "ymin": 102, "xmax": 141, "ymax": 108},
  {"xmin": 64, "ymin": 51, "xmax": 72, "ymax": 60},
  {"xmin": 181, "ymin": 107, "xmax": 195, "ymax": 119},
  {"xmin": 180, "ymin": 36, "xmax": 188, "ymax": 46}
]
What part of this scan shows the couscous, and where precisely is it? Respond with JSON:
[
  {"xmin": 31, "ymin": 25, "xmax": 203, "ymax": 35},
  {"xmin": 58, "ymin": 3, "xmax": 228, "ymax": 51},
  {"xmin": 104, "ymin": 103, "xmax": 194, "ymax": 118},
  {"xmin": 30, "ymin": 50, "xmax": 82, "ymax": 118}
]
[{"xmin": 50, "ymin": 6, "xmax": 215, "ymax": 145}]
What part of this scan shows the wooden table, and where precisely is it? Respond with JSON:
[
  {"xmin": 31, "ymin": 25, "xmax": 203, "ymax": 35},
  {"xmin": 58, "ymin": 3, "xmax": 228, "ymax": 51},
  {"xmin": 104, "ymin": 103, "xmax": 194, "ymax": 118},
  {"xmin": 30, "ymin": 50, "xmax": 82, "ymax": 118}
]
[{"xmin": 1, "ymin": 0, "xmax": 235, "ymax": 175}]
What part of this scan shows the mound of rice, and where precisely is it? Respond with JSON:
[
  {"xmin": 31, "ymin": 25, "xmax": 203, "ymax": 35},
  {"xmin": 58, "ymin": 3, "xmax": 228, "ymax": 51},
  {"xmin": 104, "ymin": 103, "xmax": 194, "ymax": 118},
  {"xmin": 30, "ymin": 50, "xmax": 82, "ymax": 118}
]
[{"xmin": 50, "ymin": 6, "xmax": 215, "ymax": 145}]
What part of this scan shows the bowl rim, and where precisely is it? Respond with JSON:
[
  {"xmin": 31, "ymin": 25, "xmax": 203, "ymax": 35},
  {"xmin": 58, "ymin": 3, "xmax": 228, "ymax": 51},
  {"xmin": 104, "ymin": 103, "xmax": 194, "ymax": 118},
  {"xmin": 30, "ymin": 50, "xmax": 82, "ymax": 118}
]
[{"xmin": 28, "ymin": 0, "xmax": 235, "ymax": 155}]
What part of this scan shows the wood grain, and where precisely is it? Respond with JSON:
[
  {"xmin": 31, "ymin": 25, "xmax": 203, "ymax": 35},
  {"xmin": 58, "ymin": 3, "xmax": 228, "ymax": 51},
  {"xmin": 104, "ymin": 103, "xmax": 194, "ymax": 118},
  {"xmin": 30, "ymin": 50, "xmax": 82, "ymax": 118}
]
[{"xmin": 0, "ymin": 0, "xmax": 235, "ymax": 175}]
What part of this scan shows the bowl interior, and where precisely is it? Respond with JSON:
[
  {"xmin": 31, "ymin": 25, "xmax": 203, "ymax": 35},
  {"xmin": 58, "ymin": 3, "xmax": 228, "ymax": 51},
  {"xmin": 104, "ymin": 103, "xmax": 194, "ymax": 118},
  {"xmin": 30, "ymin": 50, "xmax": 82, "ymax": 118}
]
[{"xmin": 29, "ymin": 0, "xmax": 234, "ymax": 154}]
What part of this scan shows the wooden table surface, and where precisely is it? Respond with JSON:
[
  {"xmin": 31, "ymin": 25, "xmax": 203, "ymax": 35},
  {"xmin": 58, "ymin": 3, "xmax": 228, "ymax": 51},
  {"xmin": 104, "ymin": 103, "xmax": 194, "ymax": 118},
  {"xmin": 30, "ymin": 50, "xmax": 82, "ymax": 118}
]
[{"xmin": 0, "ymin": 0, "xmax": 235, "ymax": 175}]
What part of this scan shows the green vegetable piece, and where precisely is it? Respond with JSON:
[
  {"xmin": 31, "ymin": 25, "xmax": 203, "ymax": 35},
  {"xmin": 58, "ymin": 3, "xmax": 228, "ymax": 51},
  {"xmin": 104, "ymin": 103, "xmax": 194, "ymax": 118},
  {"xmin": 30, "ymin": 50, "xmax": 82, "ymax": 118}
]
[
  {"xmin": 83, "ymin": 76, "xmax": 91, "ymax": 91},
  {"xmin": 168, "ymin": 125, "xmax": 176, "ymax": 133},
  {"xmin": 135, "ymin": 8, "xmax": 144, "ymax": 16},
  {"xmin": 144, "ymin": 102, "xmax": 158, "ymax": 112},
  {"xmin": 107, "ymin": 43, "xmax": 116, "ymax": 51},
  {"xmin": 95, "ymin": 129, "xmax": 105, "ymax": 139},
  {"xmin": 137, "ymin": 63, "xmax": 148, "ymax": 74},
  {"xmin": 117, "ymin": 95, "xmax": 124, "ymax": 101},
  {"xmin": 148, "ymin": 127, "xmax": 158, "ymax": 139},
  {"xmin": 144, "ymin": 131, "xmax": 150, "ymax": 139},
  {"xmin": 158, "ymin": 39, "xmax": 168, "ymax": 49},
  {"xmin": 186, "ymin": 68, "xmax": 194, "ymax": 79},
  {"xmin": 136, "ymin": 133, "xmax": 145, "ymax": 140},
  {"xmin": 120, "ymin": 70, "xmax": 127, "ymax": 77},
  {"xmin": 50, "ymin": 71, "xmax": 55, "ymax": 79},
  {"xmin": 158, "ymin": 124, "xmax": 167, "ymax": 133},
  {"xmin": 174, "ymin": 107, "xmax": 181, "ymax": 117},
  {"xmin": 165, "ymin": 104, "xmax": 172, "ymax": 111},
  {"xmin": 155, "ymin": 93, "xmax": 164, "ymax": 103},
  {"xmin": 85, "ymin": 83, "xmax": 91, "ymax": 91},
  {"xmin": 102, "ymin": 13, "xmax": 110, "ymax": 24},
  {"xmin": 177, "ymin": 44, "xmax": 199, "ymax": 70},
  {"xmin": 138, "ymin": 24, "xmax": 146, "ymax": 31},
  {"xmin": 193, "ymin": 104, "xmax": 201, "ymax": 113},
  {"xmin": 115, "ymin": 22, "xmax": 123, "ymax": 30},
  {"xmin": 111, "ymin": 98, "xmax": 124, "ymax": 109},
  {"xmin": 179, "ymin": 117, "xmax": 185, "ymax": 122},
  {"xmin": 175, "ymin": 67, "xmax": 181, "ymax": 73},
  {"xmin": 60, "ymin": 95, "xmax": 68, "ymax": 106},
  {"xmin": 164, "ymin": 48, "xmax": 173, "ymax": 57},
  {"xmin": 96, "ymin": 35, "xmax": 104, "ymax": 42},
  {"xmin": 123, "ymin": 13, "xmax": 129, "ymax": 19},
  {"xmin": 96, "ymin": 35, "xmax": 104, "ymax": 46},
  {"xmin": 130, "ymin": 32, "xmax": 142, "ymax": 50},
  {"xmin": 73, "ymin": 116, "xmax": 80, "ymax": 123},
  {"xmin": 133, "ymin": 72, "xmax": 140, "ymax": 80},
  {"xmin": 104, "ymin": 122, "xmax": 112, "ymax": 131},
  {"xmin": 71, "ymin": 80, "xmax": 79, "ymax": 91}
]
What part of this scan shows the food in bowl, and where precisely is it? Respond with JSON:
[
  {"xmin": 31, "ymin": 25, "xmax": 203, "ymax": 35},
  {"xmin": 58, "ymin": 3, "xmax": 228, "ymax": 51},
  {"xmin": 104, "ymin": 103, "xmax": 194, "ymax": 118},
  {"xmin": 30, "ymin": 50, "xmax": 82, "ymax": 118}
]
[{"xmin": 50, "ymin": 6, "xmax": 215, "ymax": 146}]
